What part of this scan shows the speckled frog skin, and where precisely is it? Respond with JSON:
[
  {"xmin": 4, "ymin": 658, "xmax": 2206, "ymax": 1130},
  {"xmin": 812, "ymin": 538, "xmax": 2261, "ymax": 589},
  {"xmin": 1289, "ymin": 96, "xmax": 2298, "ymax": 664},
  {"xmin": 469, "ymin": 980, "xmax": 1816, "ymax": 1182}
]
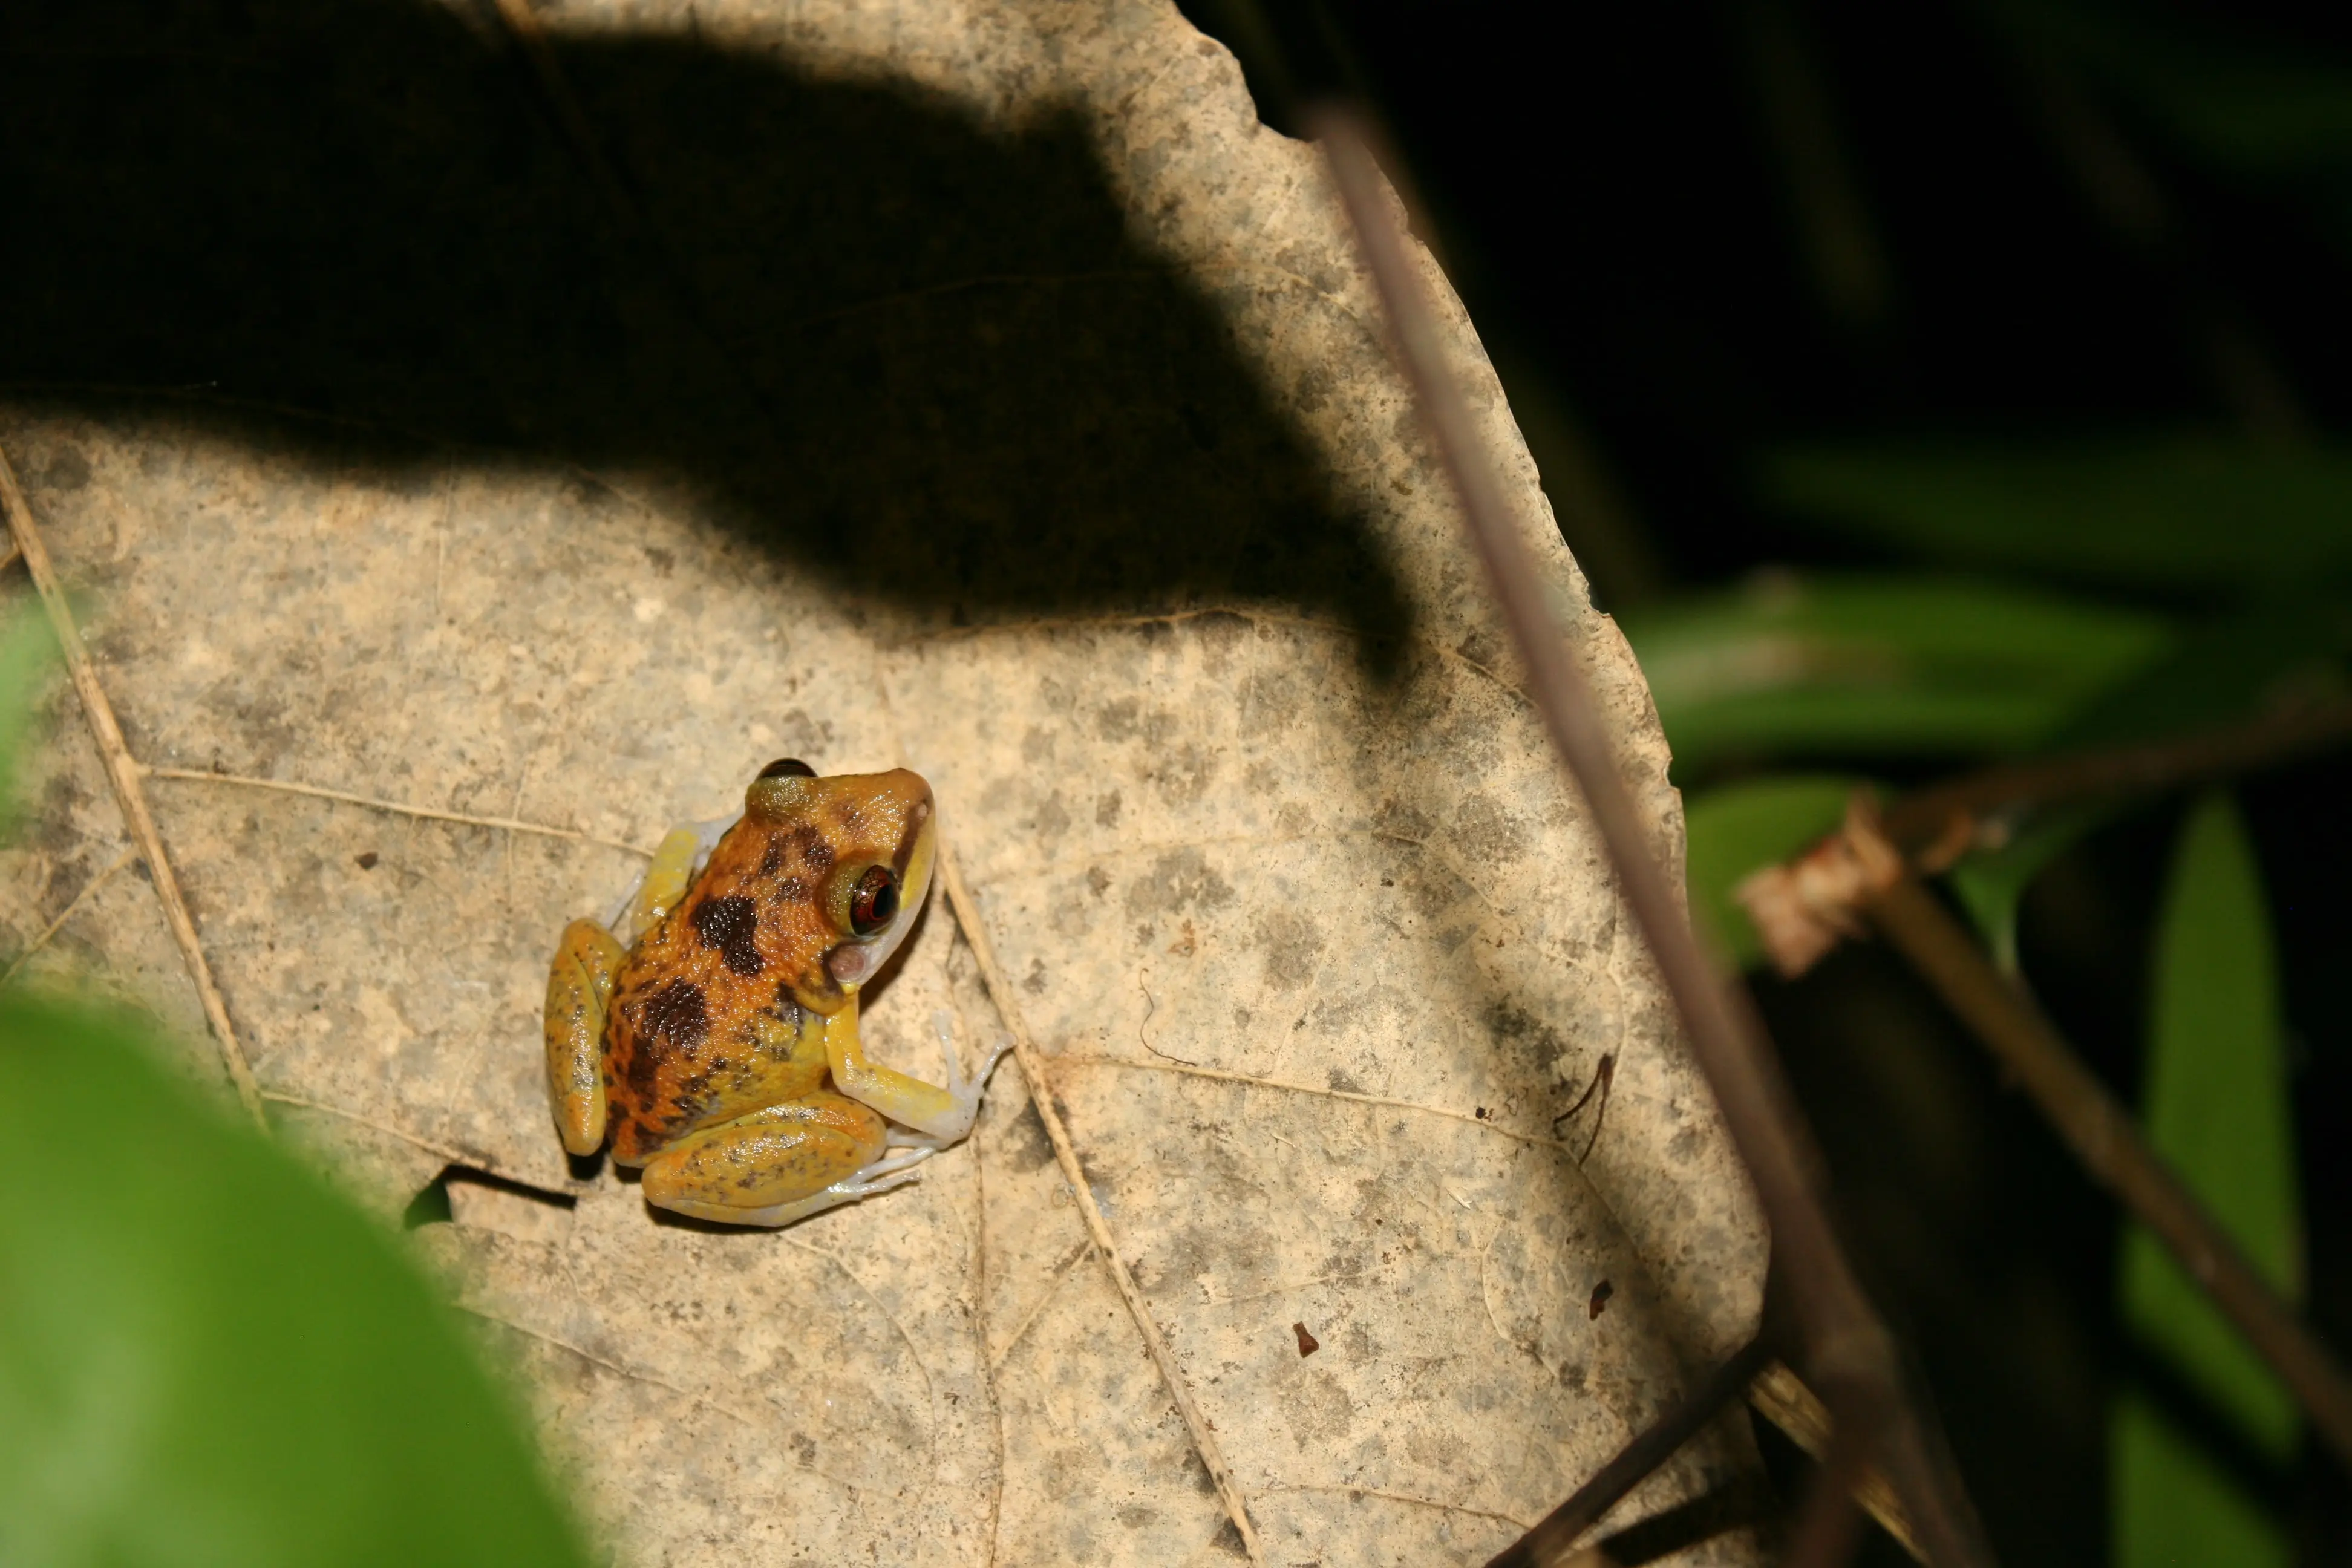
[{"xmin": 544, "ymin": 760, "xmax": 999, "ymax": 1227}]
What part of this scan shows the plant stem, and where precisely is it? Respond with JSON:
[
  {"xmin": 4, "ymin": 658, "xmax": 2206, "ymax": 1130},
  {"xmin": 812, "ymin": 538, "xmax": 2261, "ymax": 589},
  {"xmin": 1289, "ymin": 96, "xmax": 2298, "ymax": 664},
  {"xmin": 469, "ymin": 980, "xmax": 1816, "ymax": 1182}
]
[
  {"xmin": 1749, "ymin": 1360, "xmax": 1922, "ymax": 1560},
  {"xmin": 1310, "ymin": 105, "xmax": 1993, "ymax": 1568},
  {"xmin": 1867, "ymin": 871, "xmax": 2352, "ymax": 1471},
  {"xmin": 1488, "ymin": 1334, "xmax": 1774, "ymax": 1568},
  {"xmin": 1882, "ymin": 699, "xmax": 2352, "ymax": 861},
  {"xmin": 0, "ymin": 442, "xmax": 266, "ymax": 1129}
]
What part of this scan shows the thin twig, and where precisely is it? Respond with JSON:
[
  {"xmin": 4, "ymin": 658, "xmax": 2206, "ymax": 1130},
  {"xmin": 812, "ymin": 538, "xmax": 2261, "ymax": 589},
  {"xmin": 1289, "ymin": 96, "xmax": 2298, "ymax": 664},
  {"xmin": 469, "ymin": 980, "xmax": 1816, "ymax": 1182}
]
[
  {"xmin": 0, "ymin": 443, "xmax": 266, "ymax": 1128},
  {"xmin": 1308, "ymin": 106, "xmax": 1991, "ymax": 1568},
  {"xmin": 1748, "ymin": 1361, "xmax": 1922, "ymax": 1560},
  {"xmin": 258, "ymin": 1088, "xmax": 488, "ymax": 1171},
  {"xmin": 1866, "ymin": 867, "xmax": 2352, "ymax": 1472},
  {"xmin": 142, "ymin": 765, "xmax": 656, "ymax": 856},
  {"xmin": 1565, "ymin": 1475, "xmax": 1778, "ymax": 1568},
  {"xmin": 1056, "ymin": 1051, "xmax": 1573, "ymax": 1150},
  {"xmin": 938, "ymin": 844, "xmax": 1264, "ymax": 1564},
  {"xmin": 1741, "ymin": 702, "xmax": 2352, "ymax": 978},
  {"xmin": 1881, "ymin": 697, "xmax": 2352, "ymax": 861},
  {"xmin": 0, "ymin": 843, "xmax": 140, "ymax": 990},
  {"xmin": 1487, "ymin": 1333, "xmax": 1774, "ymax": 1568}
]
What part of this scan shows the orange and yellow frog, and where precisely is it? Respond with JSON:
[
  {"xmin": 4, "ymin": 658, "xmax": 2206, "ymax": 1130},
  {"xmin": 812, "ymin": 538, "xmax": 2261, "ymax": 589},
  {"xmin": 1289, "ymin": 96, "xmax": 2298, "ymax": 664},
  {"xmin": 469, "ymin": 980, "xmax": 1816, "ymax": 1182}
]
[{"xmin": 543, "ymin": 760, "xmax": 999, "ymax": 1226}]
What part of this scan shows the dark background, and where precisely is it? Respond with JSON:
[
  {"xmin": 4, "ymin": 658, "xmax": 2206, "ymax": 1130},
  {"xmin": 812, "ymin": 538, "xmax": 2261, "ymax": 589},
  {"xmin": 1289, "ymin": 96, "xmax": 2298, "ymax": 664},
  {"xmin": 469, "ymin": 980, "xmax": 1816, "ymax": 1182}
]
[{"xmin": 1175, "ymin": 1, "xmax": 2352, "ymax": 1563}]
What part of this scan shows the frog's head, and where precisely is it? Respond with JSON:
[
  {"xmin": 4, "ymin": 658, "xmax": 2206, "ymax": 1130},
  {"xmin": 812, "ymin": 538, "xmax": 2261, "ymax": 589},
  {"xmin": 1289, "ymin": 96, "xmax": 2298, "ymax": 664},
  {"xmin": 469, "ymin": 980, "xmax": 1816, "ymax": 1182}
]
[{"xmin": 744, "ymin": 759, "xmax": 936, "ymax": 998}]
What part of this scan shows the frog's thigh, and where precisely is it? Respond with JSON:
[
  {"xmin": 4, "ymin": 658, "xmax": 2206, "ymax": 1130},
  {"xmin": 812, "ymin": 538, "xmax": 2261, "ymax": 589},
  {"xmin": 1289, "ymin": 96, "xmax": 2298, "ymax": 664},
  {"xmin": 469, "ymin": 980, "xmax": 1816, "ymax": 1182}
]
[
  {"xmin": 546, "ymin": 918, "xmax": 625, "ymax": 1156},
  {"xmin": 639, "ymin": 1093, "xmax": 887, "ymax": 1221}
]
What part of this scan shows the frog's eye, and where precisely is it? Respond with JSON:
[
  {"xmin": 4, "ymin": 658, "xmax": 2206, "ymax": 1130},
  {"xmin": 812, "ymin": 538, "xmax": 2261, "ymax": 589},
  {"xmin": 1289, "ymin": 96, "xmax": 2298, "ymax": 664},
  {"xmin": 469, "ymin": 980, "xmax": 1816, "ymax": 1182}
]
[
  {"xmin": 758, "ymin": 758, "xmax": 817, "ymax": 780},
  {"xmin": 849, "ymin": 865, "xmax": 900, "ymax": 936}
]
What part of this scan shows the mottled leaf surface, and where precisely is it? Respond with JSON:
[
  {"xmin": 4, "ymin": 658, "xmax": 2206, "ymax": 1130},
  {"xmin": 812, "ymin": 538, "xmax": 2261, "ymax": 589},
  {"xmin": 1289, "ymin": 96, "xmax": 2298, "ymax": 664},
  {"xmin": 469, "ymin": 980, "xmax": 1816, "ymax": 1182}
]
[{"xmin": 0, "ymin": 1, "xmax": 1764, "ymax": 1563}]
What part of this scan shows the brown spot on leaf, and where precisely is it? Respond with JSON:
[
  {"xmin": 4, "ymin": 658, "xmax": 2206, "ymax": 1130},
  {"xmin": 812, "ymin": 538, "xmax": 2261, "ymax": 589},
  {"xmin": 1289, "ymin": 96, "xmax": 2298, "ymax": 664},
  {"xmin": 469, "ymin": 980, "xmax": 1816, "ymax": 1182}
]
[{"xmin": 1123, "ymin": 846, "xmax": 1235, "ymax": 918}]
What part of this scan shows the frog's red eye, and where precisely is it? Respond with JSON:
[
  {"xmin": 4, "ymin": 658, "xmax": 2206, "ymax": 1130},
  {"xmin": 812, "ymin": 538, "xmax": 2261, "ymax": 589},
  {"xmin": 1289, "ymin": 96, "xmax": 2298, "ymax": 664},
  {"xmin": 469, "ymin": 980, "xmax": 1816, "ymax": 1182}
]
[
  {"xmin": 849, "ymin": 866, "xmax": 900, "ymax": 936},
  {"xmin": 758, "ymin": 758, "xmax": 817, "ymax": 780}
]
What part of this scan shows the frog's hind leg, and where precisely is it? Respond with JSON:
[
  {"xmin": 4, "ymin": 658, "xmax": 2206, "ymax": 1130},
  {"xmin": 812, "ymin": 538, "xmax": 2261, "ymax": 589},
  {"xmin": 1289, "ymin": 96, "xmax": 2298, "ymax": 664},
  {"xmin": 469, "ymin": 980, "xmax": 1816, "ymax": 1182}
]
[
  {"xmin": 639, "ymin": 1091, "xmax": 934, "ymax": 1228},
  {"xmin": 546, "ymin": 918, "xmax": 627, "ymax": 1155}
]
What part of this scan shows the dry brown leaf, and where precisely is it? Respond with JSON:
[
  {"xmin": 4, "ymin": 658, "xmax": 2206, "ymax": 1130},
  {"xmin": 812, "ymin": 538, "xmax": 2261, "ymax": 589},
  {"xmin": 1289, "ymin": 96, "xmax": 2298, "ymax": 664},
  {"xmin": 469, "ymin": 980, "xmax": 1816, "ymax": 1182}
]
[{"xmin": 1, "ymin": 1, "xmax": 1763, "ymax": 1563}]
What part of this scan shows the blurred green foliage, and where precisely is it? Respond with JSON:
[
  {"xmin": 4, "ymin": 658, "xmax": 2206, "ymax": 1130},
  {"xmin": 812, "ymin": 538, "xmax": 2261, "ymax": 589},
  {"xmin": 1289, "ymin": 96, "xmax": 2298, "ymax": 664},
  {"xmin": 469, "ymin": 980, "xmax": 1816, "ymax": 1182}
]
[
  {"xmin": 1682, "ymin": 774, "xmax": 1864, "ymax": 972},
  {"xmin": 1624, "ymin": 574, "xmax": 2171, "ymax": 772},
  {"xmin": 1945, "ymin": 801, "xmax": 2114, "ymax": 976},
  {"xmin": 1768, "ymin": 439, "xmax": 2352, "ymax": 590},
  {"xmin": 0, "ymin": 626, "xmax": 586, "ymax": 1568},
  {"xmin": 2112, "ymin": 793, "xmax": 2301, "ymax": 1568}
]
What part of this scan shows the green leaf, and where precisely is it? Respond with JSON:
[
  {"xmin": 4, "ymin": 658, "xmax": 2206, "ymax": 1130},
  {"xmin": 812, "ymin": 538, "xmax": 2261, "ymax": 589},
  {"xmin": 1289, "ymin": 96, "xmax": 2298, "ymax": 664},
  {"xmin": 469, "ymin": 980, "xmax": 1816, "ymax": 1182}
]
[
  {"xmin": 1945, "ymin": 801, "xmax": 2112, "ymax": 975},
  {"xmin": 2112, "ymin": 792, "xmax": 2301, "ymax": 1568},
  {"xmin": 1768, "ymin": 437, "xmax": 2352, "ymax": 589},
  {"xmin": 2112, "ymin": 1389, "xmax": 2290, "ymax": 1568},
  {"xmin": 1684, "ymin": 775, "xmax": 1868, "ymax": 970},
  {"xmin": 1946, "ymin": 598, "xmax": 2348, "ymax": 970},
  {"xmin": 1621, "ymin": 574, "xmax": 2170, "ymax": 773},
  {"xmin": 2047, "ymin": 597, "xmax": 2352, "ymax": 750},
  {"xmin": 0, "ymin": 992, "xmax": 588, "ymax": 1568}
]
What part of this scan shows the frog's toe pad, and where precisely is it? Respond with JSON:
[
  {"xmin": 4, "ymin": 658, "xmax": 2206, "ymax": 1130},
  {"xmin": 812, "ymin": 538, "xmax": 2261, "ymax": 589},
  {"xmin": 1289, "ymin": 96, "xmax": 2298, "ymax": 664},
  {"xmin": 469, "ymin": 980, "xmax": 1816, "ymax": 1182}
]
[{"xmin": 907, "ymin": 1010, "xmax": 1008, "ymax": 1148}]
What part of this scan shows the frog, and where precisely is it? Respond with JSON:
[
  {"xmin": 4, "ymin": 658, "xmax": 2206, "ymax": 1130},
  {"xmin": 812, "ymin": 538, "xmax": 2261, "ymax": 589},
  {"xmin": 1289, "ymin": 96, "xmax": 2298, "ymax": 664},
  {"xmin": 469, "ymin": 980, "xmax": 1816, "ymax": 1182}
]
[{"xmin": 543, "ymin": 759, "xmax": 1002, "ymax": 1227}]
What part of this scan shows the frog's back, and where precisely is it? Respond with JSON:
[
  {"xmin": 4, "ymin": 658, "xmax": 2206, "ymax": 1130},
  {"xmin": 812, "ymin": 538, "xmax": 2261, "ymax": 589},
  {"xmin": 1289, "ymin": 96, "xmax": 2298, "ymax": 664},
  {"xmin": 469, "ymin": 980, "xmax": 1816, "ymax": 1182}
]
[{"xmin": 603, "ymin": 819, "xmax": 843, "ymax": 1161}]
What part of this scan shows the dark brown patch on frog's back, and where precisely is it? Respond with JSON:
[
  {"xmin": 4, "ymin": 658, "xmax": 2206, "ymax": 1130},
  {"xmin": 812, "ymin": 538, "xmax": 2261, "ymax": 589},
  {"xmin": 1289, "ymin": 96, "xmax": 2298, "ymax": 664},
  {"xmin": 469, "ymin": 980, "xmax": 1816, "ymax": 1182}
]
[
  {"xmin": 688, "ymin": 893, "xmax": 764, "ymax": 976},
  {"xmin": 604, "ymin": 822, "xmax": 843, "ymax": 1161},
  {"xmin": 639, "ymin": 978, "xmax": 710, "ymax": 1051}
]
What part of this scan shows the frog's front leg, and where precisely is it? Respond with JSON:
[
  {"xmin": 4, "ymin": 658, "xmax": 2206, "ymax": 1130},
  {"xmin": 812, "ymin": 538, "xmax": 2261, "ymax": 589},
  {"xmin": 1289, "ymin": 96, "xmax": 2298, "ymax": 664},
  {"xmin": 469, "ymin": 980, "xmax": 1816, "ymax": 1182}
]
[
  {"xmin": 638, "ymin": 1092, "xmax": 934, "ymax": 1227},
  {"xmin": 545, "ymin": 918, "xmax": 627, "ymax": 1155},
  {"xmin": 823, "ymin": 999, "xmax": 1006, "ymax": 1145},
  {"xmin": 609, "ymin": 823, "xmax": 707, "ymax": 944}
]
